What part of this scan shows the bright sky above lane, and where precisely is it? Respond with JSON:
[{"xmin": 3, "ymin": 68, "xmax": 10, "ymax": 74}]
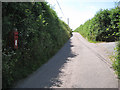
[{"xmin": 47, "ymin": 0, "xmax": 118, "ymax": 30}]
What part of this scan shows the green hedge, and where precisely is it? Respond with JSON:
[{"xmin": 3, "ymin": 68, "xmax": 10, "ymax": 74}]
[
  {"xmin": 74, "ymin": 5, "xmax": 120, "ymax": 78},
  {"xmin": 74, "ymin": 7, "xmax": 120, "ymax": 42},
  {"xmin": 2, "ymin": 2, "xmax": 72, "ymax": 88},
  {"xmin": 113, "ymin": 41, "xmax": 120, "ymax": 79},
  {"xmin": 118, "ymin": 42, "xmax": 120, "ymax": 78}
]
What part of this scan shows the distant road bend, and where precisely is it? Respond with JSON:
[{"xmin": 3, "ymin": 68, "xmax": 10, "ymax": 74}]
[{"xmin": 16, "ymin": 32, "xmax": 118, "ymax": 88}]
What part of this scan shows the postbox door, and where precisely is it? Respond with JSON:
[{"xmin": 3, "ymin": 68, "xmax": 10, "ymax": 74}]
[{"xmin": 14, "ymin": 32, "xmax": 18, "ymax": 49}]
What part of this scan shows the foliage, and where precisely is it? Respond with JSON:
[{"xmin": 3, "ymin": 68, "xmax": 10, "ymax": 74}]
[
  {"xmin": 112, "ymin": 41, "xmax": 120, "ymax": 79},
  {"xmin": 74, "ymin": 5, "xmax": 120, "ymax": 78},
  {"xmin": 112, "ymin": 7, "xmax": 120, "ymax": 78},
  {"xmin": 117, "ymin": 41, "xmax": 120, "ymax": 78},
  {"xmin": 74, "ymin": 7, "xmax": 120, "ymax": 42},
  {"xmin": 2, "ymin": 2, "xmax": 72, "ymax": 88}
]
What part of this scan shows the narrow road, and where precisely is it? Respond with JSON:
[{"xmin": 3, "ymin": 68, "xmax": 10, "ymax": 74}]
[{"xmin": 15, "ymin": 32, "xmax": 118, "ymax": 88}]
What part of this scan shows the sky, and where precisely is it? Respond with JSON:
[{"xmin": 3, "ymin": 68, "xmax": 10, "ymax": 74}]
[{"xmin": 47, "ymin": 0, "xmax": 119, "ymax": 30}]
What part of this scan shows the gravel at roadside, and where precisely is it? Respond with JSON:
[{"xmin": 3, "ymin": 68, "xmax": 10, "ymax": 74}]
[{"xmin": 96, "ymin": 42, "xmax": 118, "ymax": 56}]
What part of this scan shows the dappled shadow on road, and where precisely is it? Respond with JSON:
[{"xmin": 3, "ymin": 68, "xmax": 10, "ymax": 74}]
[
  {"xmin": 15, "ymin": 37, "xmax": 77, "ymax": 88},
  {"xmin": 45, "ymin": 39, "xmax": 77, "ymax": 87}
]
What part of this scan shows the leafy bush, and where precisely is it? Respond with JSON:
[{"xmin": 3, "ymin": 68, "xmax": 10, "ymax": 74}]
[
  {"xmin": 117, "ymin": 41, "xmax": 120, "ymax": 78},
  {"xmin": 112, "ymin": 41, "xmax": 120, "ymax": 79},
  {"xmin": 74, "ymin": 7, "xmax": 120, "ymax": 42},
  {"xmin": 2, "ymin": 2, "xmax": 72, "ymax": 88},
  {"xmin": 74, "ymin": 4, "xmax": 120, "ymax": 78}
]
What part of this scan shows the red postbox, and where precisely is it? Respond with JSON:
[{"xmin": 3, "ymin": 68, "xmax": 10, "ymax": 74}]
[
  {"xmin": 7, "ymin": 28, "xmax": 18, "ymax": 49},
  {"xmin": 13, "ymin": 29, "xmax": 18, "ymax": 49}
]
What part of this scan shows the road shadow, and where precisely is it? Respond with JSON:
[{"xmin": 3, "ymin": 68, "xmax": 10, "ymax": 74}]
[{"xmin": 15, "ymin": 37, "xmax": 77, "ymax": 88}]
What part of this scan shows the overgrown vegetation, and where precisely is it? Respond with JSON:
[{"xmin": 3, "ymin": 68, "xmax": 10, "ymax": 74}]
[
  {"xmin": 74, "ymin": 7, "xmax": 120, "ymax": 42},
  {"xmin": 112, "ymin": 41, "xmax": 120, "ymax": 79},
  {"xmin": 2, "ymin": 2, "xmax": 72, "ymax": 88},
  {"xmin": 74, "ymin": 5, "xmax": 120, "ymax": 78}
]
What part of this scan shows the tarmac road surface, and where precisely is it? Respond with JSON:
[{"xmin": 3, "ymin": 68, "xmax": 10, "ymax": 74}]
[{"xmin": 15, "ymin": 32, "xmax": 118, "ymax": 88}]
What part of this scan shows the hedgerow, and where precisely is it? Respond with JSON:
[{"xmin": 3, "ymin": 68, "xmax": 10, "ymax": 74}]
[
  {"xmin": 2, "ymin": 2, "xmax": 72, "ymax": 88},
  {"xmin": 74, "ymin": 5, "xmax": 120, "ymax": 78},
  {"xmin": 74, "ymin": 7, "xmax": 120, "ymax": 42}
]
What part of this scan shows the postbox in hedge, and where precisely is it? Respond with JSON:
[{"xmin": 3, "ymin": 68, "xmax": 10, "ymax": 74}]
[{"xmin": 13, "ymin": 29, "xmax": 18, "ymax": 49}]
